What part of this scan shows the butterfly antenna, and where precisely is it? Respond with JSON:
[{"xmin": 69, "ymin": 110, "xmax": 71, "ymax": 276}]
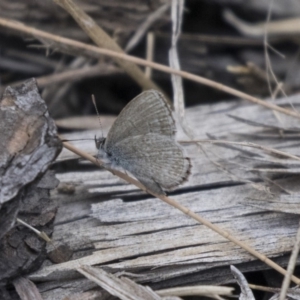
[{"xmin": 92, "ymin": 94, "xmax": 103, "ymax": 139}]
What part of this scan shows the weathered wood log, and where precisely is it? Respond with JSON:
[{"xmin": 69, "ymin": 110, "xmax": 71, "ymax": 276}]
[{"xmin": 27, "ymin": 94, "xmax": 300, "ymax": 299}]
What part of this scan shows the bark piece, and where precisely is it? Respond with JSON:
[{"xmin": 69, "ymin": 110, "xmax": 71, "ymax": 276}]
[
  {"xmin": 0, "ymin": 79, "xmax": 61, "ymax": 288},
  {"xmin": 0, "ymin": 78, "xmax": 61, "ymax": 239}
]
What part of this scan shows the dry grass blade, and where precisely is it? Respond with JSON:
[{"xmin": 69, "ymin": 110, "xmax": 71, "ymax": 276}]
[
  {"xmin": 0, "ymin": 17, "xmax": 300, "ymax": 118},
  {"xmin": 145, "ymin": 32, "xmax": 155, "ymax": 79},
  {"xmin": 224, "ymin": 9, "xmax": 300, "ymax": 37},
  {"xmin": 125, "ymin": 3, "xmax": 170, "ymax": 52},
  {"xmin": 62, "ymin": 140, "xmax": 300, "ymax": 285},
  {"xmin": 16, "ymin": 218, "xmax": 51, "ymax": 243}
]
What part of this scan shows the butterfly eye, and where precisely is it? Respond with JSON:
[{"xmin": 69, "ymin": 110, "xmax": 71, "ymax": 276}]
[{"xmin": 94, "ymin": 136, "xmax": 105, "ymax": 149}]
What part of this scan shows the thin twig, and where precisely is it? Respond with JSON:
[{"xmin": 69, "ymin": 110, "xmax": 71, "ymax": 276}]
[
  {"xmin": 125, "ymin": 3, "xmax": 170, "ymax": 52},
  {"xmin": 157, "ymin": 285, "xmax": 233, "ymax": 297},
  {"xmin": 62, "ymin": 140, "xmax": 300, "ymax": 285},
  {"xmin": 0, "ymin": 17, "xmax": 300, "ymax": 118}
]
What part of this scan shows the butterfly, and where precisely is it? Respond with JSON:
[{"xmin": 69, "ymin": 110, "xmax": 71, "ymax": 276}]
[{"xmin": 95, "ymin": 90, "xmax": 191, "ymax": 195}]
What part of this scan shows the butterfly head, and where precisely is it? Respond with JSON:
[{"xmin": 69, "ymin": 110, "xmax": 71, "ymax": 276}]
[{"xmin": 94, "ymin": 135, "xmax": 106, "ymax": 150}]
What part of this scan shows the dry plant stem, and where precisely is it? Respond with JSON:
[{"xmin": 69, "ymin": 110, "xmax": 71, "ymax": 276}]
[
  {"xmin": 16, "ymin": 218, "xmax": 51, "ymax": 243},
  {"xmin": 125, "ymin": 3, "xmax": 170, "ymax": 52},
  {"xmin": 0, "ymin": 18, "xmax": 300, "ymax": 119},
  {"xmin": 53, "ymin": 0, "xmax": 161, "ymax": 93},
  {"xmin": 181, "ymin": 139, "xmax": 300, "ymax": 161},
  {"xmin": 62, "ymin": 140, "xmax": 300, "ymax": 285},
  {"xmin": 279, "ymin": 221, "xmax": 300, "ymax": 300}
]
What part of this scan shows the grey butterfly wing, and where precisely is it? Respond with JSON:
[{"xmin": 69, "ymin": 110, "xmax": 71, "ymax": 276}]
[
  {"xmin": 108, "ymin": 134, "xmax": 191, "ymax": 195},
  {"xmin": 105, "ymin": 90, "xmax": 175, "ymax": 149}
]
